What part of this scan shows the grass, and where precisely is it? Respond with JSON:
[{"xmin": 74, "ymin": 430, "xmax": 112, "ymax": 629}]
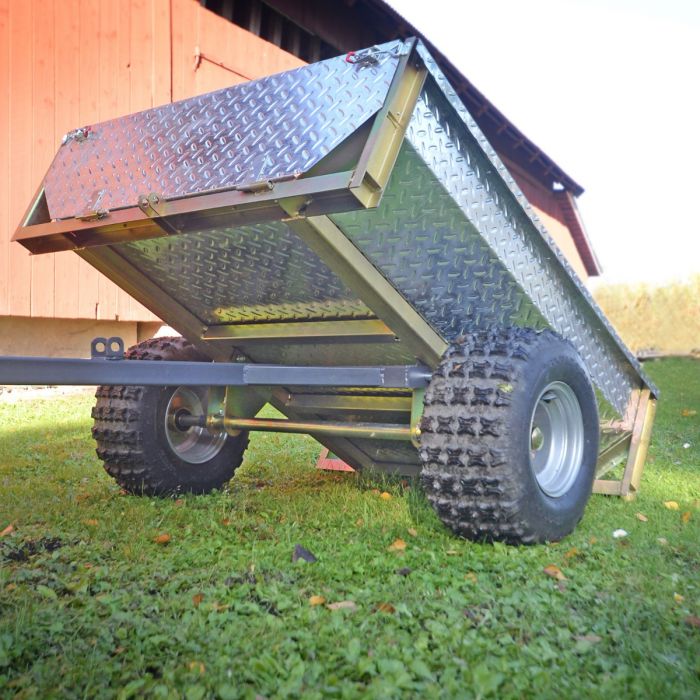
[{"xmin": 0, "ymin": 359, "xmax": 698, "ymax": 699}]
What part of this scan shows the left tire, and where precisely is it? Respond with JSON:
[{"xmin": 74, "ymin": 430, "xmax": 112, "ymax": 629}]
[{"xmin": 91, "ymin": 337, "xmax": 248, "ymax": 495}]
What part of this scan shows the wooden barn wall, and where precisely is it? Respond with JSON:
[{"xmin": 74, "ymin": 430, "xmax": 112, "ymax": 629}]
[
  {"xmin": 0, "ymin": 0, "xmax": 586, "ymax": 330},
  {"xmin": 0, "ymin": 0, "xmax": 302, "ymax": 324},
  {"xmin": 503, "ymin": 158, "xmax": 588, "ymax": 280}
]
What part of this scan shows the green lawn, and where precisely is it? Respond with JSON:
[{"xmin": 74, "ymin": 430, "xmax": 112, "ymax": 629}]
[{"xmin": 0, "ymin": 359, "xmax": 698, "ymax": 699}]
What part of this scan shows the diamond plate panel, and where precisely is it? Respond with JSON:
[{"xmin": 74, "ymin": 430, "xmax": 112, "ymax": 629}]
[
  {"xmin": 116, "ymin": 221, "xmax": 373, "ymax": 324},
  {"xmin": 332, "ymin": 145, "xmax": 547, "ymax": 338},
  {"xmin": 400, "ymin": 71, "xmax": 645, "ymax": 415},
  {"xmin": 44, "ymin": 41, "xmax": 405, "ymax": 220}
]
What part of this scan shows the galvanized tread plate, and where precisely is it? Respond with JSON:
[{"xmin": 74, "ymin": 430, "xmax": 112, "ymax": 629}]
[{"xmin": 44, "ymin": 41, "xmax": 404, "ymax": 220}]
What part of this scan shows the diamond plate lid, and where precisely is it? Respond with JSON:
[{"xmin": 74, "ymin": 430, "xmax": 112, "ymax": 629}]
[{"xmin": 43, "ymin": 41, "xmax": 405, "ymax": 221}]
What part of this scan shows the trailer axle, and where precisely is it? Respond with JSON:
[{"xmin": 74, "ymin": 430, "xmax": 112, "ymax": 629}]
[{"xmin": 176, "ymin": 412, "xmax": 415, "ymax": 441}]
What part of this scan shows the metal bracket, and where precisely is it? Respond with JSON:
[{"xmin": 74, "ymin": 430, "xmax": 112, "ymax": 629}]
[
  {"xmin": 410, "ymin": 387, "xmax": 426, "ymax": 447},
  {"xmin": 137, "ymin": 192, "xmax": 167, "ymax": 218},
  {"xmin": 137, "ymin": 192, "xmax": 180, "ymax": 235},
  {"xmin": 90, "ymin": 336, "xmax": 125, "ymax": 360}
]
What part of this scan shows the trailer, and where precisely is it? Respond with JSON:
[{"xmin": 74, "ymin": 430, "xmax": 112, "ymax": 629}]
[{"xmin": 7, "ymin": 39, "xmax": 657, "ymax": 543}]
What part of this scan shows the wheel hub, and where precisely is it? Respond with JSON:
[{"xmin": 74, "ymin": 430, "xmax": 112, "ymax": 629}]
[
  {"xmin": 529, "ymin": 381, "xmax": 584, "ymax": 498},
  {"xmin": 165, "ymin": 387, "xmax": 227, "ymax": 464}
]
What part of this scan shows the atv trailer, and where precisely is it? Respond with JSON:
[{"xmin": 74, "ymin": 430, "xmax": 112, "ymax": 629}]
[{"xmin": 5, "ymin": 39, "xmax": 657, "ymax": 544}]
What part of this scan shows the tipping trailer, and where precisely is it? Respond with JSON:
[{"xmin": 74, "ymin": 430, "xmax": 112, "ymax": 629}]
[{"xmin": 6, "ymin": 39, "xmax": 657, "ymax": 543}]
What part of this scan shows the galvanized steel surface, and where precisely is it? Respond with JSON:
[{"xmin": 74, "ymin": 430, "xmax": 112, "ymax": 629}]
[
  {"xmin": 332, "ymin": 145, "xmax": 548, "ymax": 337},
  {"xmin": 44, "ymin": 41, "xmax": 404, "ymax": 221},
  {"xmin": 117, "ymin": 221, "xmax": 374, "ymax": 324},
  {"xmin": 390, "ymin": 45, "xmax": 655, "ymax": 414}
]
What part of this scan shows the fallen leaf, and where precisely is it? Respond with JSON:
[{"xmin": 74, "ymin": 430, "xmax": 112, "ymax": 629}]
[
  {"xmin": 76, "ymin": 493, "xmax": 90, "ymax": 502},
  {"xmin": 355, "ymin": 518, "xmax": 364, "ymax": 527},
  {"xmin": 573, "ymin": 634, "xmax": 602, "ymax": 644},
  {"xmin": 681, "ymin": 408, "xmax": 697, "ymax": 417},
  {"xmin": 5, "ymin": 583, "xmax": 17, "ymax": 592},
  {"xmin": 612, "ymin": 529, "xmax": 628, "ymax": 538},
  {"xmin": 588, "ymin": 536, "xmax": 597, "ymax": 545},
  {"xmin": 174, "ymin": 499, "xmax": 185, "ymax": 507},
  {"xmin": 445, "ymin": 549, "xmax": 459, "ymax": 556},
  {"xmin": 464, "ymin": 572, "xmax": 478, "ymax": 584},
  {"xmin": 327, "ymin": 600, "xmax": 357, "ymax": 611},
  {"xmin": 664, "ymin": 501, "xmax": 680, "ymax": 510},
  {"xmin": 388, "ymin": 538, "xmax": 407, "ymax": 552},
  {"xmin": 380, "ymin": 492, "xmax": 392, "ymax": 501},
  {"xmin": 188, "ymin": 661, "xmax": 206, "ymax": 675},
  {"xmin": 83, "ymin": 519, "xmax": 98, "ymax": 527},
  {"xmin": 192, "ymin": 593, "xmax": 204, "ymax": 607},
  {"xmin": 674, "ymin": 593, "xmax": 685, "ymax": 603},
  {"xmin": 221, "ymin": 518, "xmax": 231, "ymax": 526},
  {"xmin": 681, "ymin": 511, "xmax": 692, "ymax": 524},
  {"xmin": 212, "ymin": 602, "xmax": 229, "ymax": 612},
  {"xmin": 292, "ymin": 544, "xmax": 317, "ymax": 563},
  {"xmin": 112, "ymin": 646, "xmax": 125, "ymax": 656},
  {"xmin": 0, "ymin": 524, "xmax": 14, "ymax": 537},
  {"xmin": 564, "ymin": 547, "xmax": 580, "ymax": 560},
  {"xmin": 635, "ymin": 512, "xmax": 648, "ymax": 522},
  {"xmin": 684, "ymin": 615, "xmax": 700, "ymax": 628},
  {"xmin": 543, "ymin": 564, "xmax": 566, "ymax": 581},
  {"xmin": 154, "ymin": 533, "xmax": 171, "ymax": 545},
  {"xmin": 375, "ymin": 602, "xmax": 396, "ymax": 614},
  {"xmin": 309, "ymin": 595, "xmax": 326, "ymax": 606},
  {"xmin": 407, "ymin": 528, "xmax": 418, "ymax": 537}
]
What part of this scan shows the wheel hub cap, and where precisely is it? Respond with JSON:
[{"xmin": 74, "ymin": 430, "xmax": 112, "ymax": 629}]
[
  {"xmin": 529, "ymin": 381, "xmax": 584, "ymax": 498},
  {"xmin": 165, "ymin": 387, "xmax": 227, "ymax": 464}
]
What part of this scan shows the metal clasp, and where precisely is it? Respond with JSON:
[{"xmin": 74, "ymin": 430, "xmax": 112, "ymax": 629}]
[{"xmin": 77, "ymin": 189, "xmax": 110, "ymax": 221}]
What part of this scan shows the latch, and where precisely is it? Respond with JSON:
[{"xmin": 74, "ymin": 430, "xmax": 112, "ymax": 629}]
[
  {"xmin": 62, "ymin": 125, "xmax": 94, "ymax": 144},
  {"xmin": 77, "ymin": 189, "xmax": 110, "ymax": 221}
]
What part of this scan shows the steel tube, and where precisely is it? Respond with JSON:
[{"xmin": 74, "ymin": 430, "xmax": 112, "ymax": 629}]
[
  {"xmin": 0, "ymin": 355, "xmax": 430, "ymax": 389},
  {"xmin": 212, "ymin": 416, "xmax": 413, "ymax": 441}
]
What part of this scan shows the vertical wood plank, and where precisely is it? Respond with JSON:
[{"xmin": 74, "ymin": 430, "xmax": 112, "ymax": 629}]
[
  {"xmin": 130, "ymin": 0, "xmax": 154, "ymax": 111},
  {"xmin": 53, "ymin": 0, "xmax": 81, "ymax": 319},
  {"xmin": 152, "ymin": 0, "xmax": 172, "ymax": 107},
  {"xmin": 30, "ymin": 0, "xmax": 55, "ymax": 317},
  {"xmin": 0, "ymin": 0, "xmax": 10, "ymax": 315},
  {"xmin": 7, "ymin": 0, "xmax": 33, "ymax": 316},
  {"xmin": 76, "ymin": 0, "xmax": 101, "ymax": 320},
  {"xmin": 171, "ymin": 0, "xmax": 198, "ymax": 101}
]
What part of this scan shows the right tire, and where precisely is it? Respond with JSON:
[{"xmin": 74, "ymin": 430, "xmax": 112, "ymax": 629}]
[
  {"xmin": 92, "ymin": 337, "xmax": 248, "ymax": 496},
  {"xmin": 419, "ymin": 327, "xmax": 599, "ymax": 544}
]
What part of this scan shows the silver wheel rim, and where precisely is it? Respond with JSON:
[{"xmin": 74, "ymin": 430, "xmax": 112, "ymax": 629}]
[
  {"xmin": 529, "ymin": 381, "xmax": 584, "ymax": 498},
  {"xmin": 164, "ymin": 387, "xmax": 227, "ymax": 464}
]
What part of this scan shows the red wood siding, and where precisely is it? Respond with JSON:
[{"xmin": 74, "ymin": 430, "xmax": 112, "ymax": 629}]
[
  {"xmin": 0, "ymin": 0, "xmax": 589, "ymax": 327},
  {"xmin": 503, "ymin": 157, "xmax": 589, "ymax": 281},
  {"xmin": 0, "ymin": 0, "xmax": 302, "ymax": 322}
]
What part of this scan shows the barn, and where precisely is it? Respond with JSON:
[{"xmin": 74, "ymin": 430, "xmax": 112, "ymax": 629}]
[{"xmin": 0, "ymin": 0, "xmax": 600, "ymax": 357}]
